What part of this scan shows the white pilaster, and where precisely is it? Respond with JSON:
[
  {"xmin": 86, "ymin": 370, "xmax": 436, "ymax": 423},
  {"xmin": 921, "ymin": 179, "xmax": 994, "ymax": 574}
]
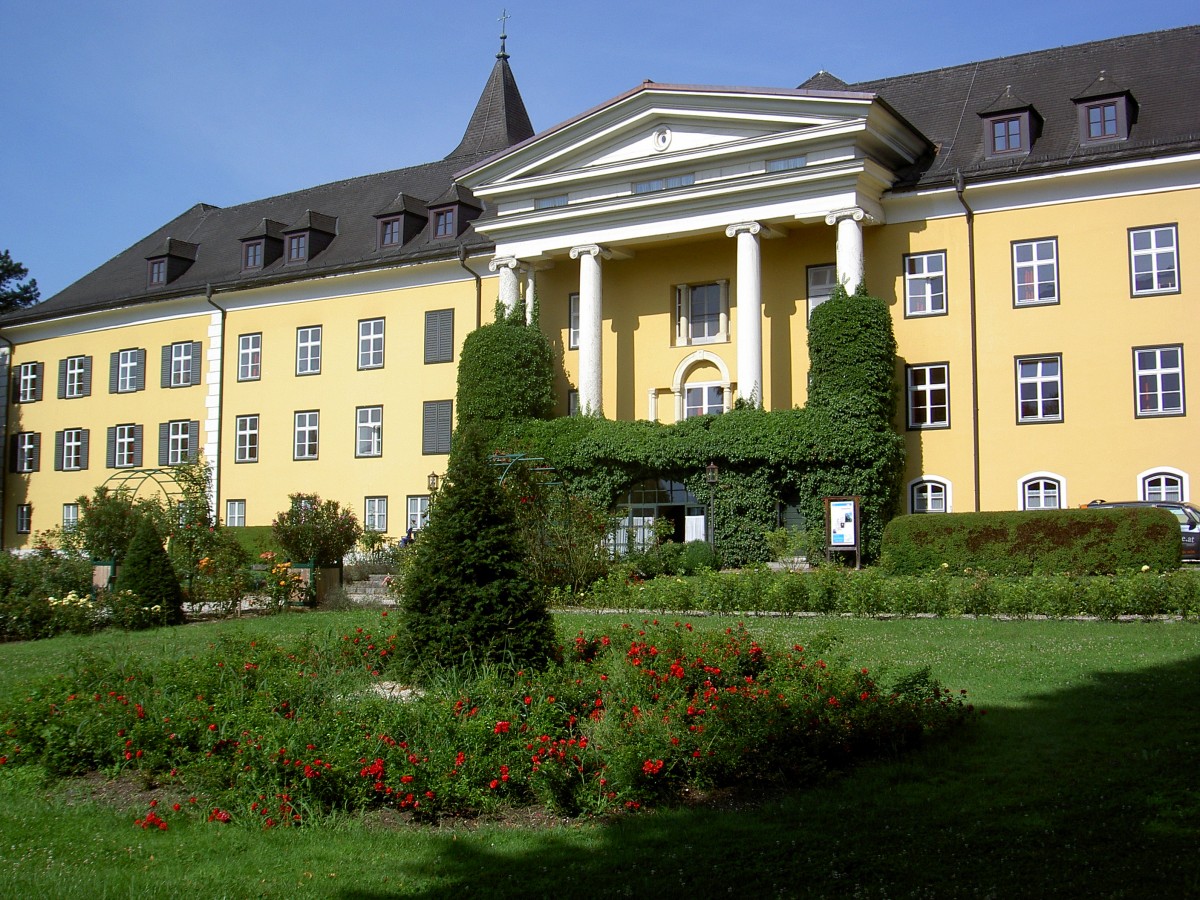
[
  {"xmin": 569, "ymin": 244, "xmax": 609, "ymax": 416},
  {"xmin": 726, "ymin": 222, "xmax": 766, "ymax": 405},
  {"xmin": 489, "ymin": 256, "xmax": 521, "ymax": 317},
  {"xmin": 824, "ymin": 207, "xmax": 870, "ymax": 293}
]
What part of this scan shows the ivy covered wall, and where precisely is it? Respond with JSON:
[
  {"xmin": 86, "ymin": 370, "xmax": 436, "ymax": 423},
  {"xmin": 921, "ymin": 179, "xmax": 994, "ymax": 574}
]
[{"xmin": 459, "ymin": 283, "xmax": 903, "ymax": 565}]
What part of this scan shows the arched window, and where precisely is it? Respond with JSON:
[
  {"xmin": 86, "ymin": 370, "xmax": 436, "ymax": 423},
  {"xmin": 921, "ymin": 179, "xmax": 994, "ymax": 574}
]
[
  {"xmin": 909, "ymin": 477, "xmax": 951, "ymax": 514},
  {"xmin": 1140, "ymin": 470, "xmax": 1186, "ymax": 502},
  {"xmin": 1021, "ymin": 475, "xmax": 1063, "ymax": 510}
]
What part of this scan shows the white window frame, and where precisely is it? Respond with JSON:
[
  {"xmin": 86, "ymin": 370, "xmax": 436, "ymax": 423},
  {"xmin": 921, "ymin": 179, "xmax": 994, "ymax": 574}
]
[
  {"xmin": 17, "ymin": 362, "xmax": 39, "ymax": 403},
  {"xmin": 568, "ymin": 293, "xmax": 580, "ymax": 350},
  {"xmin": 356, "ymin": 406, "xmax": 383, "ymax": 457},
  {"xmin": 675, "ymin": 281, "xmax": 729, "ymax": 346},
  {"xmin": 114, "ymin": 425, "xmax": 137, "ymax": 468},
  {"xmin": 1139, "ymin": 468, "xmax": 1188, "ymax": 503},
  {"xmin": 238, "ymin": 333, "xmax": 261, "ymax": 381},
  {"xmin": 296, "ymin": 326, "xmax": 322, "ymax": 375},
  {"xmin": 904, "ymin": 251, "xmax": 947, "ymax": 317},
  {"xmin": 294, "ymin": 411, "xmax": 319, "ymax": 460},
  {"xmin": 806, "ymin": 264, "xmax": 837, "ymax": 320},
  {"xmin": 1012, "ymin": 238, "xmax": 1058, "ymax": 306},
  {"xmin": 1016, "ymin": 355, "xmax": 1063, "ymax": 424},
  {"xmin": 117, "ymin": 349, "xmax": 140, "ymax": 393},
  {"xmin": 358, "ymin": 318, "xmax": 385, "ymax": 370},
  {"xmin": 62, "ymin": 503, "xmax": 79, "ymax": 531},
  {"xmin": 62, "ymin": 428, "xmax": 85, "ymax": 470},
  {"xmin": 1134, "ymin": 345, "xmax": 1185, "ymax": 418},
  {"xmin": 684, "ymin": 382, "xmax": 724, "ymax": 418},
  {"xmin": 64, "ymin": 356, "xmax": 88, "ymax": 398},
  {"xmin": 1129, "ymin": 225, "xmax": 1179, "ymax": 296},
  {"xmin": 225, "ymin": 499, "xmax": 246, "ymax": 528},
  {"xmin": 364, "ymin": 496, "xmax": 388, "ymax": 532},
  {"xmin": 170, "ymin": 343, "xmax": 193, "ymax": 388},
  {"xmin": 235, "ymin": 415, "xmax": 259, "ymax": 463},
  {"xmin": 1019, "ymin": 472, "xmax": 1066, "ymax": 510},
  {"xmin": 167, "ymin": 420, "xmax": 191, "ymax": 466},
  {"xmin": 15, "ymin": 504, "xmax": 31, "ymax": 534},
  {"xmin": 407, "ymin": 496, "xmax": 430, "ymax": 532},
  {"xmin": 909, "ymin": 477, "xmax": 951, "ymax": 514},
  {"xmin": 15, "ymin": 432, "xmax": 38, "ymax": 473},
  {"xmin": 567, "ymin": 390, "xmax": 580, "ymax": 417},
  {"xmin": 906, "ymin": 363, "xmax": 950, "ymax": 429}
]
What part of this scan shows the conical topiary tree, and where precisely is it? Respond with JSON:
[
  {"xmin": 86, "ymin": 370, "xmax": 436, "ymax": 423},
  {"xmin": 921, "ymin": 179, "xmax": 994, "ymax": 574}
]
[
  {"xmin": 116, "ymin": 516, "xmax": 185, "ymax": 627},
  {"xmin": 399, "ymin": 423, "xmax": 555, "ymax": 671}
]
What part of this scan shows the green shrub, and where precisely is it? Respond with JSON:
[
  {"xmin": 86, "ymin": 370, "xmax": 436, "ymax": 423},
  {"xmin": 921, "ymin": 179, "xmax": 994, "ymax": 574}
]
[
  {"xmin": 573, "ymin": 566, "xmax": 1200, "ymax": 619},
  {"xmin": 399, "ymin": 424, "xmax": 556, "ymax": 671},
  {"xmin": 880, "ymin": 508, "xmax": 1181, "ymax": 575},
  {"xmin": 0, "ymin": 550, "xmax": 93, "ymax": 640},
  {"xmin": 116, "ymin": 517, "xmax": 184, "ymax": 627},
  {"xmin": 272, "ymin": 494, "xmax": 362, "ymax": 567},
  {"xmin": 456, "ymin": 314, "xmax": 555, "ymax": 433}
]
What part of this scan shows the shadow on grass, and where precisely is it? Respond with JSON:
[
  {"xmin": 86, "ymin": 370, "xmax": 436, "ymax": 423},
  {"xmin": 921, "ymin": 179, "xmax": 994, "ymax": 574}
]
[{"xmin": 340, "ymin": 652, "xmax": 1200, "ymax": 899}]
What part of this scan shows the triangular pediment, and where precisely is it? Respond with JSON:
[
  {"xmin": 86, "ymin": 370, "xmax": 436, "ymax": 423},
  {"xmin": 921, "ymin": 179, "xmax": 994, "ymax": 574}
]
[
  {"xmin": 464, "ymin": 83, "xmax": 884, "ymax": 187},
  {"xmin": 458, "ymin": 81, "xmax": 931, "ymax": 261}
]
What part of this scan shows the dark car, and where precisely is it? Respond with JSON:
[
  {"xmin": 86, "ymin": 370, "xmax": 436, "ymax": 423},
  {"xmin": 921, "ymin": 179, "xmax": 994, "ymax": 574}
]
[{"xmin": 1086, "ymin": 500, "xmax": 1200, "ymax": 562}]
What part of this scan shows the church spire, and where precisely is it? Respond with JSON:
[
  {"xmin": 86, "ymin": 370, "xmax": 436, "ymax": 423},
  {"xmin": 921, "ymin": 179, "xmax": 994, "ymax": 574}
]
[{"xmin": 445, "ymin": 13, "xmax": 534, "ymax": 160}]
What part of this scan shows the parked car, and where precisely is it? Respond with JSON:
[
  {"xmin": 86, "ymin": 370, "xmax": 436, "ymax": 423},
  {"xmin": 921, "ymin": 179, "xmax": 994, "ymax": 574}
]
[{"xmin": 1085, "ymin": 500, "xmax": 1200, "ymax": 562}]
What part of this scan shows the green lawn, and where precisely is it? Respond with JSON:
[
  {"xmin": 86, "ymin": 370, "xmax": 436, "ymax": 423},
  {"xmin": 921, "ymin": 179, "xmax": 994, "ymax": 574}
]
[{"xmin": 1, "ymin": 611, "xmax": 1196, "ymax": 898}]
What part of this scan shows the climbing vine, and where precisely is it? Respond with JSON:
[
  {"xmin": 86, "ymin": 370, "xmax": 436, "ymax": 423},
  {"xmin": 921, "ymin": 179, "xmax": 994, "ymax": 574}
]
[{"xmin": 474, "ymin": 282, "xmax": 904, "ymax": 564}]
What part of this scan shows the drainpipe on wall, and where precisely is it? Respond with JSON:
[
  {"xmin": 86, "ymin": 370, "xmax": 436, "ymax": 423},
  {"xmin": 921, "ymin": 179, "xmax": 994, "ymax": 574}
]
[
  {"xmin": 0, "ymin": 333, "xmax": 12, "ymax": 549},
  {"xmin": 954, "ymin": 171, "xmax": 982, "ymax": 512},
  {"xmin": 457, "ymin": 245, "xmax": 483, "ymax": 329},
  {"xmin": 202, "ymin": 284, "xmax": 226, "ymax": 521}
]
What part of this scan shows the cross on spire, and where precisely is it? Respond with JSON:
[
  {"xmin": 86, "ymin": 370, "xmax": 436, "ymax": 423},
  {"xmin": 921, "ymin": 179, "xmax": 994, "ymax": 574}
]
[{"xmin": 497, "ymin": 8, "xmax": 510, "ymax": 59}]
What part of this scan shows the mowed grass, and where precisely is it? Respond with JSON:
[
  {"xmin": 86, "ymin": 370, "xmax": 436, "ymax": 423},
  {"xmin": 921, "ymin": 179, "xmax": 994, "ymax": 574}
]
[{"xmin": 0, "ymin": 610, "xmax": 1196, "ymax": 898}]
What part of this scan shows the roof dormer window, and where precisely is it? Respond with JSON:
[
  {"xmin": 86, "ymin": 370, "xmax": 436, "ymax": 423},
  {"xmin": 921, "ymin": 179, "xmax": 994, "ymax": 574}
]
[
  {"xmin": 978, "ymin": 87, "xmax": 1040, "ymax": 159},
  {"xmin": 433, "ymin": 209, "xmax": 456, "ymax": 239},
  {"xmin": 144, "ymin": 238, "xmax": 197, "ymax": 289},
  {"xmin": 281, "ymin": 210, "xmax": 337, "ymax": 264},
  {"xmin": 379, "ymin": 217, "xmax": 402, "ymax": 247},
  {"xmin": 243, "ymin": 240, "xmax": 264, "ymax": 271},
  {"xmin": 1073, "ymin": 72, "xmax": 1136, "ymax": 146},
  {"xmin": 287, "ymin": 233, "xmax": 308, "ymax": 263}
]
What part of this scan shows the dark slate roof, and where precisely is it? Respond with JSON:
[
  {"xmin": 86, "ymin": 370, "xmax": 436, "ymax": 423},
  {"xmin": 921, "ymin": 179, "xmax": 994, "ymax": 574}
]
[
  {"xmin": 445, "ymin": 54, "xmax": 535, "ymax": 161},
  {"xmin": 835, "ymin": 25, "xmax": 1200, "ymax": 190},
  {"xmin": 4, "ymin": 55, "xmax": 537, "ymax": 327}
]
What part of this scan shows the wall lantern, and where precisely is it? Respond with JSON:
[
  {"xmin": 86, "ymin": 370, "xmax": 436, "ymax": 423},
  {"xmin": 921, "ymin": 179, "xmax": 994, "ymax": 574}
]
[{"xmin": 427, "ymin": 472, "xmax": 440, "ymax": 492}]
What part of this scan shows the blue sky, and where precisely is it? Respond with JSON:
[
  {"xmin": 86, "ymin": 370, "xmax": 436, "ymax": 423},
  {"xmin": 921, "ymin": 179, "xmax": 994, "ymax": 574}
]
[{"xmin": 2, "ymin": 0, "xmax": 1195, "ymax": 299}]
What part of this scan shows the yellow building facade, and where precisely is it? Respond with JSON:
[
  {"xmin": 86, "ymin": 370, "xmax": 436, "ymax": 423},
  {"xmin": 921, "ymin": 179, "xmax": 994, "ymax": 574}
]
[{"xmin": 2, "ymin": 28, "xmax": 1196, "ymax": 548}]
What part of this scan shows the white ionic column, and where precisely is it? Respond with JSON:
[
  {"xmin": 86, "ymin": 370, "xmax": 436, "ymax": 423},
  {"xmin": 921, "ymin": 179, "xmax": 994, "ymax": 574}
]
[
  {"xmin": 824, "ymin": 207, "xmax": 868, "ymax": 293},
  {"xmin": 489, "ymin": 256, "xmax": 521, "ymax": 317},
  {"xmin": 522, "ymin": 269, "xmax": 536, "ymax": 325},
  {"xmin": 569, "ymin": 244, "xmax": 608, "ymax": 416},
  {"xmin": 726, "ymin": 222, "xmax": 766, "ymax": 405}
]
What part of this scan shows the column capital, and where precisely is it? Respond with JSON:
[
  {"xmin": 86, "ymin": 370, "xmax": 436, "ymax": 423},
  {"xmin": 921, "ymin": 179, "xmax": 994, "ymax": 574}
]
[
  {"xmin": 488, "ymin": 255, "xmax": 522, "ymax": 273},
  {"xmin": 725, "ymin": 221, "xmax": 782, "ymax": 239},
  {"xmin": 569, "ymin": 244, "xmax": 610, "ymax": 261},
  {"xmin": 824, "ymin": 207, "xmax": 877, "ymax": 227}
]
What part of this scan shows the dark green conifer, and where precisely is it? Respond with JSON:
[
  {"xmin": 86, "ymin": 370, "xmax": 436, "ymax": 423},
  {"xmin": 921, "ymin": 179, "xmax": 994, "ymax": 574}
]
[
  {"xmin": 399, "ymin": 424, "xmax": 555, "ymax": 671},
  {"xmin": 117, "ymin": 516, "xmax": 185, "ymax": 625}
]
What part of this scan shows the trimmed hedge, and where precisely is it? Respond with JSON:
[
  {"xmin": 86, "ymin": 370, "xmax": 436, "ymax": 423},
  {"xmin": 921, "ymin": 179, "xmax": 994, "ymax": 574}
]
[
  {"xmin": 879, "ymin": 508, "xmax": 1181, "ymax": 575},
  {"xmin": 570, "ymin": 566, "xmax": 1200, "ymax": 619}
]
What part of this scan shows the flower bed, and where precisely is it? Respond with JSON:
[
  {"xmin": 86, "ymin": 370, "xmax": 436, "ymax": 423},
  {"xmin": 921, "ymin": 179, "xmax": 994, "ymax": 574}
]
[{"xmin": 0, "ymin": 615, "xmax": 972, "ymax": 825}]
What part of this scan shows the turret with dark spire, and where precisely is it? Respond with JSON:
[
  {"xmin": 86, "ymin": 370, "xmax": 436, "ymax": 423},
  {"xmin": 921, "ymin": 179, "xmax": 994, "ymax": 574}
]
[{"xmin": 445, "ymin": 11, "xmax": 535, "ymax": 160}]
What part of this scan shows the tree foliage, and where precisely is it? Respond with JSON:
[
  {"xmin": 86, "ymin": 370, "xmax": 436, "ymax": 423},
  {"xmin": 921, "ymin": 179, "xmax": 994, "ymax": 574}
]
[
  {"xmin": 0, "ymin": 250, "xmax": 40, "ymax": 313},
  {"xmin": 456, "ymin": 310, "xmax": 555, "ymax": 437},
  {"xmin": 117, "ymin": 517, "xmax": 185, "ymax": 625},
  {"xmin": 399, "ymin": 424, "xmax": 555, "ymax": 671},
  {"xmin": 71, "ymin": 487, "xmax": 158, "ymax": 563},
  {"xmin": 271, "ymin": 493, "xmax": 362, "ymax": 566}
]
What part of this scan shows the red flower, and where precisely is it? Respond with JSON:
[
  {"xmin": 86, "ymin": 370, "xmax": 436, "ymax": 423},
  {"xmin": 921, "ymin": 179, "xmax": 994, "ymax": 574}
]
[{"xmin": 493, "ymin": 721, "xmax": 511, "ymax": 734}]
